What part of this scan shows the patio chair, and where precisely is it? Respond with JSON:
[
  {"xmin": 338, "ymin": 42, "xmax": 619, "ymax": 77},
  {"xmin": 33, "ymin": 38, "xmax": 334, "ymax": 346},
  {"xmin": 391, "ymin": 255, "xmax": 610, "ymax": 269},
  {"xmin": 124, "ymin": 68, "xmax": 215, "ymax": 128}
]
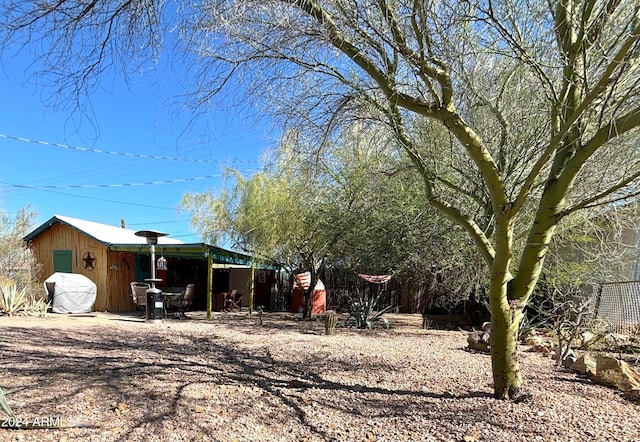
[
  {"xmin": 130, "ymin": 282, "xmax": 150, "ymax": 316},
  {"xmin": 168, "ymin": 283, "xmax": 196, "ymax": 318},
  {"xmin": 228, "ymin": 289, "xmax": 242, "ymax": 312}
]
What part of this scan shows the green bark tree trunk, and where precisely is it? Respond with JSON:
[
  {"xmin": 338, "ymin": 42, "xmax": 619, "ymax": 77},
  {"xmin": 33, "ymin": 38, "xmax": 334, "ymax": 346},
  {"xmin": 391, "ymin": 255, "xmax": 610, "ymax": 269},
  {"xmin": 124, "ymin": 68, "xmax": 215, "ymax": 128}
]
[
  {"xmin": 489, "ymin": 177, "xmax": 572, "ymax": 398},
  {"xmin": 489, "ymin": 293, "xmax": 525, "ymax": 398},
  {"xmin": 486, "ymin": 215, "xmax": 524, "ymax": 399}
]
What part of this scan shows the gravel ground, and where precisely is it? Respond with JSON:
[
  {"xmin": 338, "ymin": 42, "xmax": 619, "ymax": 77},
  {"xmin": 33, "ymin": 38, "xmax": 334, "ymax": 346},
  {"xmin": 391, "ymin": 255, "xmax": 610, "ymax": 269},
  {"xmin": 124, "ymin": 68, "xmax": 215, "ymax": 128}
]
[{"xmin": 0, "ymin": 311, "xmax": 638, "ymax": 442}]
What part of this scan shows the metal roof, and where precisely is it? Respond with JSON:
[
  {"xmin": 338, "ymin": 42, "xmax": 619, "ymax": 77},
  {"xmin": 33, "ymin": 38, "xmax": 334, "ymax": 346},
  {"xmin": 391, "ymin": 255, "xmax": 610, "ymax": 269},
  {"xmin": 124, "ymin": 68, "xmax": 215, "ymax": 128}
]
[
  {"xmin": 24, "ymin": 215, "xmax": 278, "ymax": 269},
  {"xmin": 24, "ymin": 215, "xmax": 184, "ymax": 246}
]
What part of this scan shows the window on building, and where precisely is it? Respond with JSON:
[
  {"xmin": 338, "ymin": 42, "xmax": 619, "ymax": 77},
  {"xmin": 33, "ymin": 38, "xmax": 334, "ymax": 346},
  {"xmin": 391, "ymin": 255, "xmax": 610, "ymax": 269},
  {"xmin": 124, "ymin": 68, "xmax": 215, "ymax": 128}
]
[{"xmin": 53, "ymin": 250, "xmax": 73, "ymax": 273}]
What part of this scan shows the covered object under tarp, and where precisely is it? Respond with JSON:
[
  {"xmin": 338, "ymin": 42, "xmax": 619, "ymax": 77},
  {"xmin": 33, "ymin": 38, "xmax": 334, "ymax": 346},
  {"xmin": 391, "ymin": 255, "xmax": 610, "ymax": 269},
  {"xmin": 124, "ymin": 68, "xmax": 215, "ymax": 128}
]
[{"xmin": 44, "ymin": 272, "xmax": 97, "ymax": 313}]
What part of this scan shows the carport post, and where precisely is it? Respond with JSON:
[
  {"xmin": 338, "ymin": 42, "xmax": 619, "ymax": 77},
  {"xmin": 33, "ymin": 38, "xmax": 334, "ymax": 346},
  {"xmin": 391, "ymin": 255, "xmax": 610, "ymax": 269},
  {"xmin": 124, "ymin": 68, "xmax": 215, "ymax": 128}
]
[{"xmin": 207, "ymin": 252, "xmax": 213, "ymax": 320}]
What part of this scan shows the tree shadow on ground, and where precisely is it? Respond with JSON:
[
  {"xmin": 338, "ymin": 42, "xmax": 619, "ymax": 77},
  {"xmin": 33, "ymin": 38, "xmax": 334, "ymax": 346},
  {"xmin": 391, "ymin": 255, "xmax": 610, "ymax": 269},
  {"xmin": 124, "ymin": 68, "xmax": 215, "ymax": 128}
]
[{"xmin": 0, "ymin": 322, "xmax": 544, "ymax": 441}]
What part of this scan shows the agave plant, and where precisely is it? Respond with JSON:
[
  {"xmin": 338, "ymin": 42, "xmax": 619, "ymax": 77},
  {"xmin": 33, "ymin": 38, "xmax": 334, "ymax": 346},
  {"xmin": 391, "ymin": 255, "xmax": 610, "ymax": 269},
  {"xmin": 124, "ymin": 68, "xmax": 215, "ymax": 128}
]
[
  {"xmin": 0, "ymin": 386, "xmax": 13, "ymax": 417},
  {"xmin": 0, "ymin": 282, "xmax": 29, "ymax": 316},
  {"xmin": 344, "ymin": 287, "xmax": 394, "ymax": 329},
  {"xmin": 22, "ymin": 297, "xmax": 50, "ymax": 317}
]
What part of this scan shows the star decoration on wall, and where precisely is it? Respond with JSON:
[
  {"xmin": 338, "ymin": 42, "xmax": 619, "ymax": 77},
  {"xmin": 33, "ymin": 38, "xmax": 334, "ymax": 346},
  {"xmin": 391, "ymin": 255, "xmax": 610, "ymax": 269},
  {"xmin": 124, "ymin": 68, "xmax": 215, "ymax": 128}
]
[{"xmin": 83, "ymin": 252, "xmax": 96, "ymax": 271}]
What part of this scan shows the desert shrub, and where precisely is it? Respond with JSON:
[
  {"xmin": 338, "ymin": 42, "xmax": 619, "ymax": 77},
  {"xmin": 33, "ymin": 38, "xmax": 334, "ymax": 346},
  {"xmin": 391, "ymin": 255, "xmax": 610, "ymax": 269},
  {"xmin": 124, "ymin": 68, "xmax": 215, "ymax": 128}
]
[
  {"xmin": 0, "ymin": 208, "xmax": 40, "ymax": 289},
  {"xmin": 551, "ymin": 293, "xmax": 609, "ymax": 364}
]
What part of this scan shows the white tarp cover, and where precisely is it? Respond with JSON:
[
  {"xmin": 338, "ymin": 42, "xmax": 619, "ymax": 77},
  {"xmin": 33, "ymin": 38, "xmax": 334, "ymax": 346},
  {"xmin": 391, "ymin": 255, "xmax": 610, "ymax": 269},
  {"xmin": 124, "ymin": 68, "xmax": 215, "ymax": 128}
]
[{"xmin": 44, "ymin": 272, "xmax": 97, "ymax": 314}]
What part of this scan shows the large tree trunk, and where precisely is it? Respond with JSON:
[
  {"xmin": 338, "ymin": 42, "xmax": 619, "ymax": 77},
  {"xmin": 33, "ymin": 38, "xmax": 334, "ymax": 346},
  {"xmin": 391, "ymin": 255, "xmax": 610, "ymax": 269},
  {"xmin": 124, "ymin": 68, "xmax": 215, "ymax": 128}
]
[
  {"xmin": 487, "ymin": 215, "xmax": 524, "ymax": 399},
  {"xmin": 489, "ymin": 177, "xmax": 571, "ymax": 398},
  {"xmin": 490, "ymin": 291, "xmax": 525, "ymax": 398}
]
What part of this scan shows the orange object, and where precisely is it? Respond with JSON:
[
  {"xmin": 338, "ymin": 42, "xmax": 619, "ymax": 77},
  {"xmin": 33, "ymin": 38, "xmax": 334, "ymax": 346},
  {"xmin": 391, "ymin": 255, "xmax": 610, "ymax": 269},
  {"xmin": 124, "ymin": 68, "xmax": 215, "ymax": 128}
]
[{"xmin": 291, "ymin": 272, "xmax": 326, "ymax": 313}]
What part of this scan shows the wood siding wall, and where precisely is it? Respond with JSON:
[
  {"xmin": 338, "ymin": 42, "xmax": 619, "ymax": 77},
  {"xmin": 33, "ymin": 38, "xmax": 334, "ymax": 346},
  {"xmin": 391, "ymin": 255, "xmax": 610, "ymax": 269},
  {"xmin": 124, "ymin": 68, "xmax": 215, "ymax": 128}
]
[
  {"xmin": 28, "ymin": 223, "xmax": 137, "ymax": 312},
  {"xmin": 107, "ymin": 251, "xmax": 137, "ymax": 312}
]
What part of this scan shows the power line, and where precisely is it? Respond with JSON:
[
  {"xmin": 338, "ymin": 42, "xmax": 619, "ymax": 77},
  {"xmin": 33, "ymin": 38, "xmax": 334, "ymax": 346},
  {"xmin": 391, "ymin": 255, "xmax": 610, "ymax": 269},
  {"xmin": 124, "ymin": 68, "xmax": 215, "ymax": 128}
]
[
  {"xmin": 127, "ymin": 219, "xmax": 192, "ymax": 226},
  {"xmin": 0, "ymin": 171, "xmax": 258, "ymax": 189},
  {"xmin": 0, "ymin": 181, "xmax": 179, "ymax": 211},
  {"xmin": 170, "ymin": 233, "xmax": 203, "ymax": 239},
  {"xmin": 0, "ymin": 133, "xmax": 259, "ymax": 164}
]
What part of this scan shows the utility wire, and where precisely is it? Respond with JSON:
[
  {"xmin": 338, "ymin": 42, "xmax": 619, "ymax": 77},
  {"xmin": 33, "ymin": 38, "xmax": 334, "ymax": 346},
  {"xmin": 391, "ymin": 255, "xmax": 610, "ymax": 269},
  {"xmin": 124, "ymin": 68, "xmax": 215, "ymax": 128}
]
[
  {"xmin": 170, "ymin": 233, "xmax": 203, "ymax": 239},
  {"xmin": 0, "ymin": 133, "xmax": 259, "ymax": 164},
  {"xmin": 5, "ymin": 176, "xmax": 218, "ymax": 189},
  {"xmin": 127, "ymin": 219, "xmax": 191, "ymax": 226},
  {"xmin": 0, "ymin": 181, "xmax": 179, "ymax": 211},
  {"xmin": 0, "ymin": 170, "xmax": 258, "ymax": 189}
]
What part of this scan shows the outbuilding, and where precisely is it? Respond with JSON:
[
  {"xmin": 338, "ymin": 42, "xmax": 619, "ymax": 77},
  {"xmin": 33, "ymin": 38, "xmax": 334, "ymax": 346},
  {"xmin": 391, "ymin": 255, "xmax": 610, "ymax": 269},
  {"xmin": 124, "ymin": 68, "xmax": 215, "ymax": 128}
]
[{"xmin": 24, "ymin": 215, "xmax": 276, "ymax": 314}]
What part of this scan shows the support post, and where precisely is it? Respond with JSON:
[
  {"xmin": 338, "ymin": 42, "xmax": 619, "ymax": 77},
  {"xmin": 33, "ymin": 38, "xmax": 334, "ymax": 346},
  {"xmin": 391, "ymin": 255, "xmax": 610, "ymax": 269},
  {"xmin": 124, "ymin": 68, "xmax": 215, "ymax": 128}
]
[
  {"xmin": 207, "ymin": 253, "xmax": 213, "ymax": 320},
  {"xmin": 249, "ymin": 261, "xmax": 255, "ymax": 315}
]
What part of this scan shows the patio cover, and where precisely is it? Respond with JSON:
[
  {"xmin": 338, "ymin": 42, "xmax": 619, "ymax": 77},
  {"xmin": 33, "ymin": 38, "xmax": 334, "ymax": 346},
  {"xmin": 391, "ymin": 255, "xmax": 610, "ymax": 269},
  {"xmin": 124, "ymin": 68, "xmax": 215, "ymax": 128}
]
[{"xmin": 44, "ymin": 272, "xmax": 97, "ymax": 313}]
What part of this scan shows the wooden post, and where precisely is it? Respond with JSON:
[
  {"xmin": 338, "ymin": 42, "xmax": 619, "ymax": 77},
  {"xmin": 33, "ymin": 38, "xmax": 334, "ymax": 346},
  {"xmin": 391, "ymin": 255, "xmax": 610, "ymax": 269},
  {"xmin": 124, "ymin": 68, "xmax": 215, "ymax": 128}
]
[
  {"xmin": 207, "ymin": 253, "xmax": 213, "ymax": 320},
  {"xmin": 249, "ymin": 261, "xmax": 255, "ymax": 315}
]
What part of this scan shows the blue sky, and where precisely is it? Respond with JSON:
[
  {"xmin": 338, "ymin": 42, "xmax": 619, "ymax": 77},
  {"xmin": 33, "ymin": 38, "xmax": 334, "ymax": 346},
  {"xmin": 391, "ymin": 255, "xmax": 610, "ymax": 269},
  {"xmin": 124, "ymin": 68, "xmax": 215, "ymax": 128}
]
[{"xmin": 0, "ymin": 49, "xmax": 276, "ymax": 243}]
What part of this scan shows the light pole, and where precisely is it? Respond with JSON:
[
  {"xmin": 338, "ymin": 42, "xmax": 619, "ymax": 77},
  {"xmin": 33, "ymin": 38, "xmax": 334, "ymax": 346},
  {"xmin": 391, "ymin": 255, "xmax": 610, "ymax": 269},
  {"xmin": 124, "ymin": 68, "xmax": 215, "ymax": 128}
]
[{"xmin": 135, "ymin": 230, "xmax": 168, "ymax": 323}]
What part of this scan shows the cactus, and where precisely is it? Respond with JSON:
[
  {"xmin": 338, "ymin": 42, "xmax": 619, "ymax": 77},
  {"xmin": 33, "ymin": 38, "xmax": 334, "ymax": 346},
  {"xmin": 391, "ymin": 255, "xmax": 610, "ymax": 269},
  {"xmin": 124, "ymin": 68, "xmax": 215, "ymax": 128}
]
[{"xmin": 324, "ymin": 311, "xmax": 338, "ymax": 335}]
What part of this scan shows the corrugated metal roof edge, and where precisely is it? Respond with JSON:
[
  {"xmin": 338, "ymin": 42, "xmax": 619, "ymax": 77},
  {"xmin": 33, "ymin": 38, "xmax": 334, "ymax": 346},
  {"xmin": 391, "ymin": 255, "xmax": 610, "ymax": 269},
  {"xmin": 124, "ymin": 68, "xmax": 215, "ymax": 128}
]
[
  {"xmin": 24, "ymin": 215, "xmax": 182, "ymax": 246},
  {"xmin": 24, "ymin": 215, "xmax": 105, "ymax": 244},
  {"xmin": 24, "ymin": 216, "xmax": 279, "ymax": 270}
]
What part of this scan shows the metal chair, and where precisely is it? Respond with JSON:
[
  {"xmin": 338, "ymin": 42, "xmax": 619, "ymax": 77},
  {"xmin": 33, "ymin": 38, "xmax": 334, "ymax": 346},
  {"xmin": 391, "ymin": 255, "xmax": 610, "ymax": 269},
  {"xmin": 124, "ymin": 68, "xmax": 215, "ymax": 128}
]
[
  {"xmin": 228, "ymin": 289, "xmax": 242, "ymax": 312},
  {"xmin": 130, "ymin": 282, "xmax": 150, "ymax": 316},
  {"xmin": 168, "ymin": 284, "xmax": 196, "ymax": 318}
]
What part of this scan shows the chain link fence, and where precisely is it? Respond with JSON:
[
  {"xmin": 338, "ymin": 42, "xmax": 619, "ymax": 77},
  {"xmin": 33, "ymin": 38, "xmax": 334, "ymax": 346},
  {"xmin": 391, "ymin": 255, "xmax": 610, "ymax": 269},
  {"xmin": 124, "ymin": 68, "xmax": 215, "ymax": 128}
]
[{"xmin": 595, "ymin": 281, "xmax": 640, "ymax": 335}]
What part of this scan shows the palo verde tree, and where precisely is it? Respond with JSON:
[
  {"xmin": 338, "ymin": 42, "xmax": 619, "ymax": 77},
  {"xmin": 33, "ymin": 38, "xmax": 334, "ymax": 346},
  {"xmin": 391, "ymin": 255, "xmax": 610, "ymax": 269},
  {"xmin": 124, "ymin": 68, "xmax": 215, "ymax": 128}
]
[
  {"xmin": 178, "ymin": 0, "xmax": 640, "ymax": 400},
  {"xmin": 2, "ymin": 0, "xmax": 639, "ymax": 399}
]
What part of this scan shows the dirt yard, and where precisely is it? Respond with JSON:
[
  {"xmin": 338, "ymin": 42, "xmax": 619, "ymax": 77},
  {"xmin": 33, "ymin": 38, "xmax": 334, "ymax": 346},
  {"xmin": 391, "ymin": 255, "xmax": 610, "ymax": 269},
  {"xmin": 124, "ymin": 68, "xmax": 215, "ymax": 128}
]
[{"xmin": 0, "ymin": 312, "xmax": 638, "ymax": 441}]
